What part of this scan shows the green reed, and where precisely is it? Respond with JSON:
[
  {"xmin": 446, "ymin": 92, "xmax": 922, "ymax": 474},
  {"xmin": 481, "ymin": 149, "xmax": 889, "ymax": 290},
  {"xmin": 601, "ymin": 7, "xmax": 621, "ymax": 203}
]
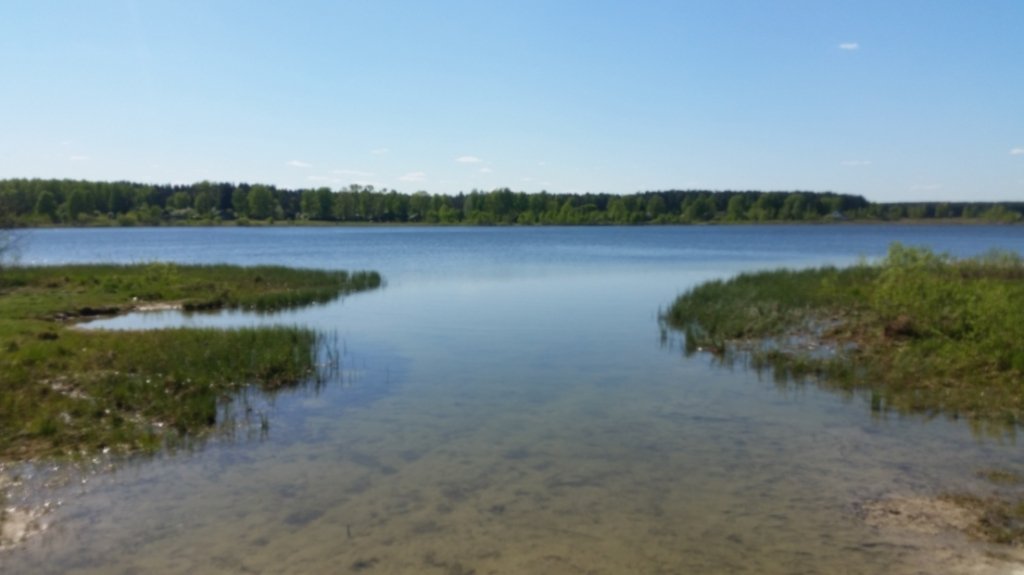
[{"xmin": 665, "ymin": 243, "xmax": 1024, "ymax": 427}]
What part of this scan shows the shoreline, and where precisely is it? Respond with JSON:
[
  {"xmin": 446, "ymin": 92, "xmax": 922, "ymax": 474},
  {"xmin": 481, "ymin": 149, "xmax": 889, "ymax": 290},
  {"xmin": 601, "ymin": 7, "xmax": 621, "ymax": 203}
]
[{"xmin": 9, "ymin": 218, "xmax": 1023, "ymax": 230}]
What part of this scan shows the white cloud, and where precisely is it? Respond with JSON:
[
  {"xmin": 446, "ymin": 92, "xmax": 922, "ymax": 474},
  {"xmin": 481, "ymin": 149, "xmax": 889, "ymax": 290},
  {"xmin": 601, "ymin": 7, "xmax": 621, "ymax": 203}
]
[
  {"xmin": 841, "ymin": 159, "xmax": 872, "ymax": 167},
  {"xmin": 478, "ymin": 167, "xmax": 493, "ymax": 174},
  {"xmin": 839, "ymin": 42, "xmax": 860, "ymax": 51},
  {"xmin": 307, "ymin": 174, "xmax": 382, "ymax": 187},
  {"xmin": 456, "ymin": 155, "xmax": 483, "ymax": 164},
  {"xmin": 370, "ymin": 148, "xmax": 390, "ymax": 155},
  {"xmin": 1010, "ymin": 148, "xmax": 1024, "ymax": 156},
  {"xmin": 399, "ymin": 171, "xmax": 427, "ymax": 182},
  {"xmin": 353, "ymin": 180, "xmax": 383, "ymax": 188},
  {"xmin": 69, "ymin": 154, "xmax": 89, "ymax": 162},
  {"xmin": 333, "ymin": 169, "xmax": 375, "ymax": 177},
  {"xmin": 287, "ymin": 160, "xmax": 312, "ymax": 168}
]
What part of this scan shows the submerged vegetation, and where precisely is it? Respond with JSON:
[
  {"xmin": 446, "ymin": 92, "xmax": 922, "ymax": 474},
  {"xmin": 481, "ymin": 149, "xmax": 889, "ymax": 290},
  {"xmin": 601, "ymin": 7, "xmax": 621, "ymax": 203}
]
[
  {"xmin": 2, "ymin": 178, "xmax": 1022, "ymax": 226},
  {"xmin": 665, "ymin": 244, "xmax": 1024, "ymax": 428},
  {"xmin": 942, "ymin": 470, "xmax": 1024, "ymax": 546},
  {"xmin": 0, "ymin": 263, "xmax": 381, "ymax": 460}
]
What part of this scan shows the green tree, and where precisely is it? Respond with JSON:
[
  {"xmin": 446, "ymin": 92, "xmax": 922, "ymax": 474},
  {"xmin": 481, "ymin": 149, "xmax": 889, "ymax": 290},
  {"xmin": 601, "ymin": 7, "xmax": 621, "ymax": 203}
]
[
  {"xmin": 66, "ymin": 190, "xmax": 91, "ymax": 221},
  {"xmin": 409, "ymin": 191, "xmax": 432, "ymax": 221},
  {"xmin": 247, "ymin": 185, "xmax": 277, "ymax": 220},
  {"xmin": 141, "ymin": 204, "xmax": 164, "ymax": 225},
  {"xmin": 607, "ymin": 197, "xmax": 629, "ymax": 223},
  {"xmin": 513, "ymin": 209, "xmax": 534, "ymax": 224},
  {"xmin": 298, "ymin": 188, "xmax": 333, "ymax": 221},
  {"xmin": 557, "ymin": 198, "xmax": 578, "ymax": 223},
  {"xmin": 725, "ymin": 195, "xmax": 748, "ymax": 221},
  {"xmin": 168, "ymin": 191, "xmax": 192, "ymax": 210},
  {"xmin": 646, "ymin": 194, "xmax": 666, "ymax": 219},
  {"xmin": 438, "ymin": 204, "xmax": 460, "ymax": 223},
  {"xmin": 685, "ymin": 195, "xmax": 715, "ymax": 222},
  {"xmin": 194, "ymin": 191, "xmax": 216, "ymax": 216},
  {"xmin": 134, "ymin": 186, "xmax": 157, "ymax": 210},
  {"xmin": 334, "ymin": 192, "xmax": 356, "ymax": 221},
  {"xmin": 487, "ymin": 188, "xmax": 515, "ymax": 220},
  {"xmin": 747, "ymin": 194, "xmax": 780, "ymax": 221},
  {"xmin": 981, "ymin": 205, "xmax": 1022, "ymax": 223},
  {"xmin": 906, "ymin": 204, "xmax": 929, "ymax": 219},
  {"xmin": 383, "ymin": 191, "xmax": 408, "ymax": 221},
  {"xmin": 35, "ymin": 191, "xmax": 58, "ymax": 221},
  {"xmin": 107, "ymin": 185, "xmax": 133, "ymax": 215},
  {"xmin": 232, "ymin": 188, "xmax": 249, "ymax": 218},
  {"xmin": 779, "ymin": 193, "xmax": 807, "ymax": 220},
  {"xmin": 192, "ymin": 181, "xmax": 217, "ymax": 216},
  {"xmin": 528, "ymin": 192, "xmax": 549, "ymax": 215},
  {"xmin": 885, "ymin": 205, "xmax": 906, "ymax": 220},
  {"xmin": 315, "ymin": 187, "xmax": 334, "ymax": 220},
  {"xmin": 299, "ymin": 189, "xmax": 318, "ymax": 219}
]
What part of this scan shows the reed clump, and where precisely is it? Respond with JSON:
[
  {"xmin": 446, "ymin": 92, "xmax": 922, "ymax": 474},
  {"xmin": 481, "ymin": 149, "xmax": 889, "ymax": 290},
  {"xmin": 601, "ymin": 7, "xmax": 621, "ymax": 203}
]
[{"xmin": 665, "ymin": 243, "xmax": 1024, "ymax": 426}]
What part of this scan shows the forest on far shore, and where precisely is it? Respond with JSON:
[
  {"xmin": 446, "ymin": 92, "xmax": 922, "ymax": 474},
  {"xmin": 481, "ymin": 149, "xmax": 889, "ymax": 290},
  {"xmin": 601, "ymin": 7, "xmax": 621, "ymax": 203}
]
[{"xmin": 1, "ymin": 178, "xmax": 1022, "ymax": 227}]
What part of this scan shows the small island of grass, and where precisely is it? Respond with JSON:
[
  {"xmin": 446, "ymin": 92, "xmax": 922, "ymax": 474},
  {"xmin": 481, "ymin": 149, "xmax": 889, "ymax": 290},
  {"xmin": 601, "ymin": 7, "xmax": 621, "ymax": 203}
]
[
  {"xmin": 665, "ymin": 243, "xmax": 1024, "ymax": 426},
  {"xmin": 0, "ymin": 263, "xmax": 381, "ymax": 461}
]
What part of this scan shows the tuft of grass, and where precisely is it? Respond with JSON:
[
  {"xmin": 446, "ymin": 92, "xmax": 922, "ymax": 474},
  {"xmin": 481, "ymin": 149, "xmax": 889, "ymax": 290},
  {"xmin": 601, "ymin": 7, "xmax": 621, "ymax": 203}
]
[
  {"xmin": 666, "ymin": 263, "xmax": 876, "ymax": 351},
  {"xmin": 0, "ymin": 263, "xmax": 381, "ymax": 460},
  {"xmin": 665, "ymin": 243, "xmax": 1024, "ymax": 427}
]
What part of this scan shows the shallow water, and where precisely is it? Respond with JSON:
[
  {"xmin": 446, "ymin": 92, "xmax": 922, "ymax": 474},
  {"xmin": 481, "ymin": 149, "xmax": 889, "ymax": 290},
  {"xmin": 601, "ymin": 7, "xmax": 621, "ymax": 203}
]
[{"xmin": 4, "ymin": 225, "xmax": 1024, "ymax": 573}]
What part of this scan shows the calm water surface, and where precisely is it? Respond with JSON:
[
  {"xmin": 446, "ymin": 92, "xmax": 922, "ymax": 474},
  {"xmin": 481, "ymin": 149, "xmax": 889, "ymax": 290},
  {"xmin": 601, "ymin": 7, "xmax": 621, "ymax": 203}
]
[{"xmin": 4, "ymin": 225, "xmax": 1024, "ymax": 574}]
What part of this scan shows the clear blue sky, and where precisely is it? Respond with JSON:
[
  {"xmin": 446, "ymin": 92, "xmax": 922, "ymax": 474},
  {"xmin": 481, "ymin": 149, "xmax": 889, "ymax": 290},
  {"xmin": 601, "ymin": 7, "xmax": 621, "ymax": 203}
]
[{"xmin": 2, "ymin": 1, "xmax": 1022, "ymax": 202}]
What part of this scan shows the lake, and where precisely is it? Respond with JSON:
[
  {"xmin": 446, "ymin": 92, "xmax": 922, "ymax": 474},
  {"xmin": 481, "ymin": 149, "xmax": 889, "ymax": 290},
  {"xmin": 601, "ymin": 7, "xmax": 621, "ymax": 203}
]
[{"xmin": 4, "ymin": 224, "xmax": 1024, "ymax": 574}]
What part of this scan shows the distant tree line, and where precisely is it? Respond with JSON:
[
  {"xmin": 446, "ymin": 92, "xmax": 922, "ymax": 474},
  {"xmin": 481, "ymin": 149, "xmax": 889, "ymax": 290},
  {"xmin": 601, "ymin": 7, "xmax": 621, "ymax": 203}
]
[{"xmin": 0, "ymin": 178, "xmax": 1021, "ymax": 227}]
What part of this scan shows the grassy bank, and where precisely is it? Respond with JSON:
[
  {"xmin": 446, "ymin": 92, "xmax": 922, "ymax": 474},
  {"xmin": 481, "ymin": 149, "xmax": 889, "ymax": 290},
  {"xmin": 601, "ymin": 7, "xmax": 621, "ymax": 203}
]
[
  {"xmin": 0, "ymin": 264, "xmax": 381, "ymax": 460},
  {"xmin": 664, "ymin": 244, "xmax": 1024, "ymax": 427}
]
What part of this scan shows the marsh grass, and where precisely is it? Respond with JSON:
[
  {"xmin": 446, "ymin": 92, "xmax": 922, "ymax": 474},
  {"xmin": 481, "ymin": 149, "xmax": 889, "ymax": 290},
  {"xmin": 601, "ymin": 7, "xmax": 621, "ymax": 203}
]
[
  {"xmin": 0, "ymin": 263, "xmax": 380, "ymax": 317},
  {"xmin": 0, "ymin": 263, "xmax": 381, "ymax": 459},
  {"xmin": 665, "ymin": 243, "xmax": 1024, "ymax": 427}
]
